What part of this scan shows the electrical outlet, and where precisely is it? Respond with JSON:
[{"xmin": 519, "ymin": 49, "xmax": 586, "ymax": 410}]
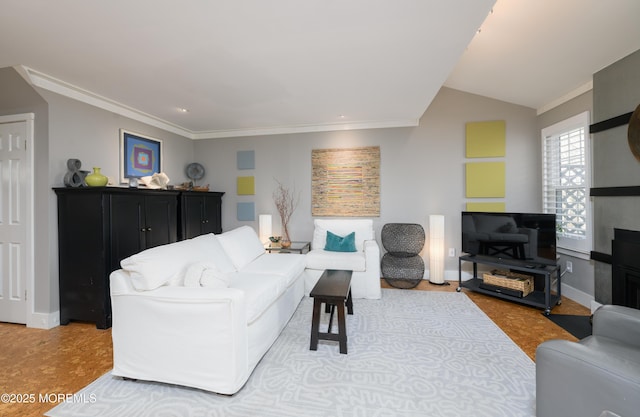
[
  {"xmin": 566, "ymin": 260, "xmax": 573, "ymax": 273},
  {"xmin": 448, "ymin": 248, "xmax": 456, "ymax": 257}
]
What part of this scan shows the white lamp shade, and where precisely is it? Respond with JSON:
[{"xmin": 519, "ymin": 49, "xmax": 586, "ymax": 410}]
[
  {"xmin": 429, "ymin": 215, "xmax": 445, "ymax": 284},
  {"xmin": 259, "ymin": 214, "xmax": 272, "ymax": 244}
]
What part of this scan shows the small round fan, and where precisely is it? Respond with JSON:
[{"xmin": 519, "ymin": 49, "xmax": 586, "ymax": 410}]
[{"xmin": 186, "ymin": 162, "xmax": 205, "ymax": 184}]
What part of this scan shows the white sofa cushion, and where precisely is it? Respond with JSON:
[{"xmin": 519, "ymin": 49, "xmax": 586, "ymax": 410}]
[
  {"xmin": 305, "ymin": 249, "xmax": 367, "ymax": 272},
  {"xmin": 240, "ymin": 253, "xmax": 306, "ymax": 288},
  {"xmin": 218, "ymin": 226, "xmax": 266, "ymax": 270},
  {"xmin": 121, "ymin": 233, "xmax": 232, "ymax": 291},
  {"xmin": 231, "ymin": 273, "xmax": 288, "ymax": 324},
  {"xmin": 204, "ymin": 235, "xmax": 237, "ymax": 274},
  {"xmin": 312, "ymin": 219, "xmax": 374, "ymax": 252}
]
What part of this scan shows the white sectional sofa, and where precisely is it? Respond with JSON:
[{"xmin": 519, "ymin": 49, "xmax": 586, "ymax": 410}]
[
  {"xmin": 303, "ymin": 219, "xmax": 381, "ymax": 299},
  {"xmin": 109, "ymin": 225, "xmax": 306, "ymax": 395}
]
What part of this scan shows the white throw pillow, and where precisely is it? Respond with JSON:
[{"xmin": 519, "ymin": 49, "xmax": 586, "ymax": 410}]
[
  {"xmin": 121, "ymin": 233, "xmax": 232, "ymax": 291},
  {"xmin": 183, "ymin": 262, "xmax": 230, "ymax": 288},
  {"xmin": 200, "ymin": 268, "xmax": 231, "ymax": 289},
  {"xmin": 184, "ymin": 263, "xmax": 208, "ymax": 287},
  {"xmin": 217, "ymin": 226, "xmax": 266, "ymax": 270}
]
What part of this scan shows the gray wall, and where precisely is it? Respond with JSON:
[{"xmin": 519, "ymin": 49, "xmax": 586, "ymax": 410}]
[
  {"xmin": 537, "ymin": 90, "xmax": 595, "ymax": 305},
  {"xmin": 0, "ymin": 66, "xmax": 196, "ymax": 319},
  {"xmin": 195, "ymin": 87, "xmax": 540, "ymax": 278},
  {"xmin": 37, "ymin": 89, "xmax": 196, "ymax": 313},
  {"xmin": 591, "ymin": 49, "xmax": 640, "ymax": 304},
  {"xmin": 5, "ymin": 64, "xmax": 601, "ymax": 320},
  {"xmin": 40, "ymin": 90, "xmax": 195, "ymax": 189},
  {"xmin": 0, "ymin": 67, "xmax": 52, "ymax": 317}
]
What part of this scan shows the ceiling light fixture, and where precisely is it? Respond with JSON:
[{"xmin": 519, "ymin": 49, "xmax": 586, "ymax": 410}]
[
  {"xmin": 178, "ymin": 108, "xmax": 189, "ymax": 113},
  {"xmin": 476, "ymin": 7, "xmax": 494, "ymax": 35}
]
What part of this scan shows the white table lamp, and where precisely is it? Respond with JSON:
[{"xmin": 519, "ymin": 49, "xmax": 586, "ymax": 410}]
[{"xmin": 259, "ymin": 214, "xmax": 272, "ymax": 244}]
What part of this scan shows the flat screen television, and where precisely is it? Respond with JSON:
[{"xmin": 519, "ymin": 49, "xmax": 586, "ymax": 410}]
[{"xmin": 461, "ymin": 211, "xmax": 557, "ymax": 266}]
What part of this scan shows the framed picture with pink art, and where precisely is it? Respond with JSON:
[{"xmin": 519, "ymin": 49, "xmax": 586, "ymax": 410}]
[{"xmin": 119, "ymin": 129, "xmax": 163, "ymax": 184}]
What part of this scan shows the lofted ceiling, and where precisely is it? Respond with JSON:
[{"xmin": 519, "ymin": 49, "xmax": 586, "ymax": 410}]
[
  {"xmin": 445, "ymin": 0, "xmax": 640, "ymax": 114},
  {"xmin": 2, "ymin": 1, "xmax": 640, "ymax": 139}
]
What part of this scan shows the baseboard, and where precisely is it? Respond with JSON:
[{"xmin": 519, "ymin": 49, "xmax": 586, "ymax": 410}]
[
  {"xmin": 27, "ymin": 311, "xmax": 60, "ymax": 329},
  {"xmin": 422, "ymin": 270, "xmax": 466, "ymax": 282},
  {"xmin": 559, "ymin": 283, "xmax": 592, "ymax": 309},
  {"xmin": 446, "ymin": 269, "xmax": 468, "ymax": 282}
]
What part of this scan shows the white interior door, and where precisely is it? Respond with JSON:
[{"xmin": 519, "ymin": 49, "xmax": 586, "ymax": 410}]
[{"xmin": 0, "ymin": 114, "xmax": 33, "ymax": 324}]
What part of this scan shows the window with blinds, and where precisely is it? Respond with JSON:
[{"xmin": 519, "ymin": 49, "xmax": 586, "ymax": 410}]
[{"xmin": 541, "ymin": 111, "xmax": 591, "ymax": 254}]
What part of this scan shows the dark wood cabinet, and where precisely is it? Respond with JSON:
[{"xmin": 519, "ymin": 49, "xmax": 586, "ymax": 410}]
[
  {"xmin": 55, "ymin": 187, "xmax": 223, "ymax": 329},
  {"xmin": 109, "ymin": 192, "xmax": 178, "ymax": 270},
  {"xmin": 55, "ymin": 189, "xmax": 111, "ymax": 329},
  {"xmin": 180, "ymin": 191, "xmax": 224, "ymax": 239}
]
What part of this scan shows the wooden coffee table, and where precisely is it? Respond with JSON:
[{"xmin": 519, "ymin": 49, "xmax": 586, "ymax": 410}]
[{"xmin": 309, "ymin": 269, "xmax": 353, "ymax": 354}]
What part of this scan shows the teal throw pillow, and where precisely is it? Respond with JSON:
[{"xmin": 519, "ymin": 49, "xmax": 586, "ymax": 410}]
[{"xmin": 324, "ymin": 231, "xmax": 357, "ymax": 252}]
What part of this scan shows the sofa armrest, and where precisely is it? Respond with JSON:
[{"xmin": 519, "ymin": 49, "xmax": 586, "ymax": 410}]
[
  {"xmin": 593, "ymin": 304, "xmax": 640, "ymax": 347},
  {"xmin": 364, "ymin": 238, "xmax": 381, "ymax": 273},
  {"xmin": 110, "ymin": 269, "xmax": 249, "ymax": 394}
]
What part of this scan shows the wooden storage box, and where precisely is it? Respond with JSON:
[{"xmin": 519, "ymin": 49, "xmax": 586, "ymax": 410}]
[{"xmin": 483, "ymin": 269, "xmax": 534, "ymax": 297}]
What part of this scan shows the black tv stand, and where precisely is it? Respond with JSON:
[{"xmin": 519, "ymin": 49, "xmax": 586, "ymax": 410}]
[{"xmin": 457, "ymin": 254, "xmax": 561, "ymax": 315}]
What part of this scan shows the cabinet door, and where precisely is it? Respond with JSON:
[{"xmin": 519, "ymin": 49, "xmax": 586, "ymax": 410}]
[
  {"xmin": 182, "ymin": 194, "xmax": 205, "ymax": 239},
  {"xmin": 57, "ymin": 191, "xmax": 108, "ymax": 326},
  {"xmin": 144, "ymin": 195, "xmax": 178, "ymax": 248},
  {"xmin": 110, "ymin": 194, "xmax": 146, "ymax": 270},
  {"xmin": 203, "ymin": 195, "xmax": 222, "ymax": 234}
]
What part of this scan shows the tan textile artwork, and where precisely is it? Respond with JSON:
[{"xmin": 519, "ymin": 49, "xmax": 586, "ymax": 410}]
[{"xmin": 311, "ymin": 146, "xmax": 380, "ymax": 217}]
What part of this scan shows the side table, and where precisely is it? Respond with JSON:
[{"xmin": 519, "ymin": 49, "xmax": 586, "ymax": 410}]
[{"xmin": 265, "ymin": 241, "xmax": 310, "ymax": 254}]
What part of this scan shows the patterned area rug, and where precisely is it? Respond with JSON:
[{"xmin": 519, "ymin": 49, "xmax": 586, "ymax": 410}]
[{"xmin": 47, "ymin": 289, "xmax": 535, "ymax": 417}]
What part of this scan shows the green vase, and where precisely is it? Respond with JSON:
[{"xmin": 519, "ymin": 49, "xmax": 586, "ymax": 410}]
[{"xmin": 85, "ymin": 167, "xmax": 108, "ymax": 187}]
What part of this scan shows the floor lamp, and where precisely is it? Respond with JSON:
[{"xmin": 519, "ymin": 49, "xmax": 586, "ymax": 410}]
[{"xmin": 429, "ymin": 215, "xmax": 446, "ymax": 285}]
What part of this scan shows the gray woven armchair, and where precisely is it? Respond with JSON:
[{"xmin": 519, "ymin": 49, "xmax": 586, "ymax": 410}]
[{"xmin": 381, "ymin": 223, "xmax": 425, "ymax": 289}]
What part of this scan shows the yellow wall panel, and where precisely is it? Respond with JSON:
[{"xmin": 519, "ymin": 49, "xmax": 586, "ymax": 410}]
[
  {"xmin": 466, "ymin": 162, "xmax": 505, "ymax": 198},
  {"xmin": 237, "ymin": 176, "xmax": 255, "ymax": 195},
  {"xmin": 465, "ymin": 202, "xmax": 506, "ymax": 212},
  {"xmin": 466, "ymin": 120, "xmax": 506, "ymax": 157}
]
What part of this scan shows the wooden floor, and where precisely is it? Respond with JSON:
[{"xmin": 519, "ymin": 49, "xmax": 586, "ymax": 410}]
[{"xmin": 0, "ymin": 280, "xmax": 589, "ymax": 417}]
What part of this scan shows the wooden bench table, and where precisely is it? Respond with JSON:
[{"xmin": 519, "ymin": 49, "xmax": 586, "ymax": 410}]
[{"xmin": 309, "ymin": 269, "xmax": 353, "ymax": 354}]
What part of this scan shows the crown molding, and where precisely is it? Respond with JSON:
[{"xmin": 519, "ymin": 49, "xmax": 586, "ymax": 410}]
[
  {"xmin": 536, "ymin": 80, "xmax": 593, "ymax": 115},
  {"xmin": 16, "ymin": 65, "xmax": 194, "ymax": 138},
  {"xmin": 16, "ymin": 65, "xmax": 419, "ymax": 140},
  {"xmin": 191, "ymin": 118, "xmax": 420, "ymax": 139}
]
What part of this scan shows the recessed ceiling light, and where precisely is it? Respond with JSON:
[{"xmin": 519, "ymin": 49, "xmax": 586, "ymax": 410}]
[{"xmin": 178, "ymin": 108, "xmax": 189, "ymax": 113}]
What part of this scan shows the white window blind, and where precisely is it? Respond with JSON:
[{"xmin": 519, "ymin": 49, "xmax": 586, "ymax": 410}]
[{"xmin": 541, "ymin": 111, "xmax": 591, "ymax": 254}]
